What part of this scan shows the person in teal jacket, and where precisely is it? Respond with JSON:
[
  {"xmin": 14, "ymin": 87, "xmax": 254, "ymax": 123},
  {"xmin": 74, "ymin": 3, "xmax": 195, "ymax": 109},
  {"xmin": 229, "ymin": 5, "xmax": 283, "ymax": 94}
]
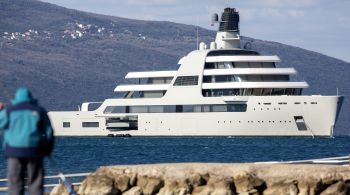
[{"xmin": 0, "ymin": 88, "xmax": 54, "ymax": 195}]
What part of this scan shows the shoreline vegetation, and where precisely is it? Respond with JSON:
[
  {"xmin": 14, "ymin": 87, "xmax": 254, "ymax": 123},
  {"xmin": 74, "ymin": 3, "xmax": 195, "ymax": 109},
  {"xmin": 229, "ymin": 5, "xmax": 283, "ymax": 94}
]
[{"xmin": 50, "ymin": 163, "xmax": 350, "ymax": 195}]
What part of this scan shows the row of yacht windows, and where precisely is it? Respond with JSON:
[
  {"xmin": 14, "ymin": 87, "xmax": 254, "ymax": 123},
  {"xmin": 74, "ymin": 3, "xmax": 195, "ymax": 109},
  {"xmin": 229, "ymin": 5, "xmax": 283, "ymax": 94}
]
[
  {"xmin": 140, "ymin": 74, "xmax": 290, "ymax": 85},
  {"xmin": 207, "ymin": 50, "xmax": 260, "ymax": 56},
  {"xmin": 204, "ymin": 62, "xmax": 275, "ymax": 69},
  {"xmin": 123, "ymin": 88, "xmax": 303, "ymax": 99},
  {"xmin": 135, "ymin": 74, "xmax": 290, "ymax": 87},
  {"xmin": 132, "ymin": 74, "xmax": 291, "ymax": 88},
  {"xmin": 137, "ymin": 77, "xmax": 173, "ymax": 85},
  {"xmin": 104, "ymin": 104, "xmax": 247, "ymax": 114},
  {"xmin": 203, "ymin": 75, "xmax": 289, "ymax": 83},
  {"xmin": 202, "ymin": 88, "xmax": 303, "ymax": 97},
  {"xmin": 62, "ymin": 122, "xmax": 99, "ymax": 128},
  {"xmin": 124, "ymin": 91, "xmax": 166, "ymax": 98}
]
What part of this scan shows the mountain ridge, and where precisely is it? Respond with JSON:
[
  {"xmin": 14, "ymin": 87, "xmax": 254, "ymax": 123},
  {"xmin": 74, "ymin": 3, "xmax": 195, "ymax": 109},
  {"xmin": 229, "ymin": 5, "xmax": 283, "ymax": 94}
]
[{"xmin": 0, "ymin": 0, "xmax": 349, "ymax": 135}]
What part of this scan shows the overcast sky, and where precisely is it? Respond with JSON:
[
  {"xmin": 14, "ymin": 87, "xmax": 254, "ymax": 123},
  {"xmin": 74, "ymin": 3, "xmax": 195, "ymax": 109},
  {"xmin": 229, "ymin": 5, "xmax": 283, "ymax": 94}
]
[{"xmin": 42, "ymin": 0, "xmax": 350, "ymax": 62}]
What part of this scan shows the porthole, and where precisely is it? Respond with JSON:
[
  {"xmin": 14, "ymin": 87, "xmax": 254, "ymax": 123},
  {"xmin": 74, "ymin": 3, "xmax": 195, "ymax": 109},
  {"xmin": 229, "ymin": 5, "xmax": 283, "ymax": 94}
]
[{"xmin": 63, "ymin": 122, "xmax": 70, "ymax": 128}]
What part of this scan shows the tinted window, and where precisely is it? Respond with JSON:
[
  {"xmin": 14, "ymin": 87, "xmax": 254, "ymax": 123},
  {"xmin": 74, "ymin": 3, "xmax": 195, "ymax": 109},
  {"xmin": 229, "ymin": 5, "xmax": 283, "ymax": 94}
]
[
  {"xmin": 149, "ymin": 106, "xmax": 163, "ymax": 113},
  {"xmin": 104, "ymin": 106, "xmax": 126, "ymax": 114},
  {"xmin": 164, "ymin": 105, "xmax": 176, "ymax": 113},
  {"xmin": 174, "ymin": 76, "xmax": 199, "ymax": 86},
  {"xmin": 82, "ymin": 122, "xmax": 99, "ymax": 128},
  {"xmin": 207, "ymin": 50, "xmax": 259, "ymax": 56},
  {"xmin": 227, "ymin": 104, "xmax": 247, "ymax": 112},
  {"xmin": 211, "ymin": 105, "xmax": 227, "ymax": 112},
  {"xmin": 129, "ymin": 106, "xmax": 147, "ymax": 113},
  {"xmin": 63, "ymin": 122, "xmax": 70, "ymax": 128},
  {"xmin": 183, "ymin": 105, "xmax": 194, "ymax": 112}
]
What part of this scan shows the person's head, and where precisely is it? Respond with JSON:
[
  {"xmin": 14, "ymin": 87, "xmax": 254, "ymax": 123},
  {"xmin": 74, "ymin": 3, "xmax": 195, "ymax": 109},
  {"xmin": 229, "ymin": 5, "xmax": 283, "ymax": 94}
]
[
  {"xmin": 0, "ymin": 102, "xmax": 4, "ymax": 110},
  {"xmin": 11, "ymin": 87, "xmax": 36, "ymax": 105}
]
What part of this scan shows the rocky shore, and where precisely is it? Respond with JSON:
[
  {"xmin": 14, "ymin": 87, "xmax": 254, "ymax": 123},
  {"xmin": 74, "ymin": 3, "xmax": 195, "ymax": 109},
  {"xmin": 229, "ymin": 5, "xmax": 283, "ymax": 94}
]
[{"xmin": 50, "ymin": 163, "xmax": 350, "ymax": 195}]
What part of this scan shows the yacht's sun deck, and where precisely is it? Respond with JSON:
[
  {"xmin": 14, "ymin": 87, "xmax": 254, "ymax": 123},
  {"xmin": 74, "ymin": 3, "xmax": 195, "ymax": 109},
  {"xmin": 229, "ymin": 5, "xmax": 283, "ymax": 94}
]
[
  {"xmin": 114, "ymin": 84, "xmax": 169, "ymax": 92},
  {"xmin": 125, "ymin": 71, "xmax": 177, "ymax": 79}
]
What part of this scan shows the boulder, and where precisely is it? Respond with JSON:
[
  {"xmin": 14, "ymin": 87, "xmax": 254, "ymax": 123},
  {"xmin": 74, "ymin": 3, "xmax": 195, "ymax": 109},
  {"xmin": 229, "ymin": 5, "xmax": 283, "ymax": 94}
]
[
  {"xmin": 192, "ymin": 176, "xmax": 235, "ymax": 195},
  {"xmin": 233, "ymin": 171, "xmax": 265, "ymax": 194},
  {"xmin": 263, "ymin": 180, "xmax": 298, "ymax": 195},
  {"xmin": 122, "ymin": 186, "xmax": 142, "ymax": 195},
  {"xmin": 137, "ymin": 175, "xmax": 164, "ymax": 195},
  {"xmin": 187, "ymin": 174, "xmax": 207, "ymax": 187},
  {"xmin": 114, "ymin": 174, "xmax": 130, "ymax": 192},
  {"xmin": 77, "ymin": 173, "xmax": 119, "ymax": 195},
  {"xmin": 320, "ymin": 181, "xmax": 348, "ymax": 195},
  {"xmin": 297, "ymin": 179, "xmax": 323, "ymax": 195},
  {"xmin": 157, "ymin": 180, "xmax": 191, "ymax": 195}
]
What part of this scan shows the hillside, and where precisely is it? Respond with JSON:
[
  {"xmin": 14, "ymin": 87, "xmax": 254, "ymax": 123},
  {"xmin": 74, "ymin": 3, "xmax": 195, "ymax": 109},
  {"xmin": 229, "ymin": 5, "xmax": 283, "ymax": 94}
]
[{"xmin": 0, "ymin": 0, "xmax": 349, "ymax": 135}]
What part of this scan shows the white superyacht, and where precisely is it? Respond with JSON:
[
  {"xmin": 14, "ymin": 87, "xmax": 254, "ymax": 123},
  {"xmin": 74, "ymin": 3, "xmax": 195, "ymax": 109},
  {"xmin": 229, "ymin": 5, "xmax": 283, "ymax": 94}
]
[{"xmin": 49, "ymin": 8, "xmax": 344, "ymax": 137}]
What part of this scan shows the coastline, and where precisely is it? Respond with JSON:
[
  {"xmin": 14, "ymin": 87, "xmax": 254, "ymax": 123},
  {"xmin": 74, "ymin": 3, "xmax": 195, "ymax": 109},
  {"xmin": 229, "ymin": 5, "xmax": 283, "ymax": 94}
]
[{"xmin": 50, "ymin": 163, "xmax": 350, "ymax": 195}]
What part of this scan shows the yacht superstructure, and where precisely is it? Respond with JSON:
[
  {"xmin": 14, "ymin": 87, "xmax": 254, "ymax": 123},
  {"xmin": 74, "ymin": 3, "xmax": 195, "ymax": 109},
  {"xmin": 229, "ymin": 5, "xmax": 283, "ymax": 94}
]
[{"xmin": 49, "ymin": 8, "xmax": 344, "ymax": 137}]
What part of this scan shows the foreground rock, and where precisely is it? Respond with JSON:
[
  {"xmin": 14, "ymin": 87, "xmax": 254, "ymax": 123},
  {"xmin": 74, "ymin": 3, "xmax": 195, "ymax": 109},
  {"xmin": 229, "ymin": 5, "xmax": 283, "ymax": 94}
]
[{"xmin": 50, "ymin": 163, "xmax": 350, "ymax": 195}]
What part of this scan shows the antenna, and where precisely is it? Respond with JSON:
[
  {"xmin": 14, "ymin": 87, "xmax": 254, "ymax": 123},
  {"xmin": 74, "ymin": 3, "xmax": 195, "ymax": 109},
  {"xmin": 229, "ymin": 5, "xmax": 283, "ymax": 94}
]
[
  {"xmin": 196, "ymin": 26, "xmax": 199, "ymax": 50},
  {"xmin": 196, "ymin": 16, "xmax": 199, "ymax": 50}
]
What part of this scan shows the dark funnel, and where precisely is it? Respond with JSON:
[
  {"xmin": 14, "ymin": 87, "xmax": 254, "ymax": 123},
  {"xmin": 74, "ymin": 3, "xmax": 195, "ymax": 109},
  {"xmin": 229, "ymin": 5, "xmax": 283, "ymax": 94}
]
[{"xmin": 219, "ymin": 8, "xmax": 240, "ymax": 32}]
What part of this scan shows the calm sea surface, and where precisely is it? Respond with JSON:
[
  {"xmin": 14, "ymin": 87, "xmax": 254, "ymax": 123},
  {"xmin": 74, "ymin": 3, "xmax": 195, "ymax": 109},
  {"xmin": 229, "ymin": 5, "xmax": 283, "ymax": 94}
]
[{"xmin": 1, "ymin": 137, "xmax": 350, "ymax": 178}]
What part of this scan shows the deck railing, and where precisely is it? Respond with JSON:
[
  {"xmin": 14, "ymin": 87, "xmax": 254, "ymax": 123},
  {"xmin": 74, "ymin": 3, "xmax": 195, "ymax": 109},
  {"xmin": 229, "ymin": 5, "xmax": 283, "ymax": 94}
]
[{"xmin": 0, "ymin": 172, "xmax": 90, "ymax": 193}]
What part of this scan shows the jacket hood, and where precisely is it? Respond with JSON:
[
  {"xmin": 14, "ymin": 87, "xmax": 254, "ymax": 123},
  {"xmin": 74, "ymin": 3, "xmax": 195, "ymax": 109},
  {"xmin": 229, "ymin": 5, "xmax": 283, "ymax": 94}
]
[{"xmin": 11, "ymin": 88, "xmax": 36, "ymax": 105}]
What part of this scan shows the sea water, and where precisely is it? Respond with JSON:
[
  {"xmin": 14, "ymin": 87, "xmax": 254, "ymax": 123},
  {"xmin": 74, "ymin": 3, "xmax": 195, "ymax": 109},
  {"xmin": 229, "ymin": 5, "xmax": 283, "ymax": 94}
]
[{"xmin": 1, "ymin": 136, "xmax": 350, "ymax": 179}]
